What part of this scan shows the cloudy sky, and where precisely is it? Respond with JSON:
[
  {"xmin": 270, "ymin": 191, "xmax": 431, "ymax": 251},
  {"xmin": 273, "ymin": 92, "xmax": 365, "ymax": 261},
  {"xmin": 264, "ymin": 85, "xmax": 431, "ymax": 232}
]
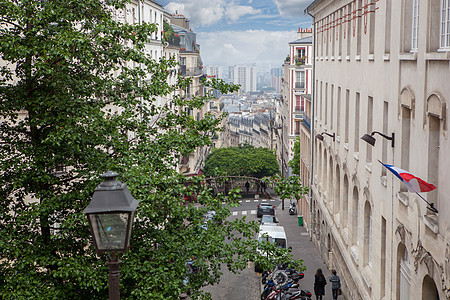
[{"xmin": 158, "ymin": 0, "xmax": 312, "ymax": 69}]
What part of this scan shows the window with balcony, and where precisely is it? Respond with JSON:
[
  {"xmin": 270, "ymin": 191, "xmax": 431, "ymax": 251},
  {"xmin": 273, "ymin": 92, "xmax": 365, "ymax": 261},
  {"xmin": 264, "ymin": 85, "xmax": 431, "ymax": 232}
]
[
  {"xmin": 297, "ymin": 48, "xmax": 306, "ymax": 59},
  {"xmin": 295, "ymin": 96, "xmax": 304, "ymax": 112},
  {"xmin": 295, "ymin": 71, "xmax": 305, "ymax": 89}
]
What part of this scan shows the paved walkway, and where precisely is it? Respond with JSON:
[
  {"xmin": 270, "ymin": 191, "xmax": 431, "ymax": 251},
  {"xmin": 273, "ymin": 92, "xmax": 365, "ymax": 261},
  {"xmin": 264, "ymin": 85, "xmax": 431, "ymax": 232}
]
[{"xmin": 274, "ymin": 201, "xmax": 335, "ymax": 300}]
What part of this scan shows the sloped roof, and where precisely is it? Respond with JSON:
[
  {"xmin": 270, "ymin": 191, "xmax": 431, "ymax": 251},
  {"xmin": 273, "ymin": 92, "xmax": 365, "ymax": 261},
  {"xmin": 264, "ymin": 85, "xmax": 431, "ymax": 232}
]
[{"xmin": 289, "ymin": 36, "xmax": 312, "ymax": 45}]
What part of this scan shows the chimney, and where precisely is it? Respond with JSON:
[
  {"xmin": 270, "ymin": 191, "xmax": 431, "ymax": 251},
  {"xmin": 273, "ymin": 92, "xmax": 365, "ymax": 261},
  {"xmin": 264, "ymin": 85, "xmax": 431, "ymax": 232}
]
[{"xmin": 297, "ymin": 28, "xmax": 313, "ymax": 39}]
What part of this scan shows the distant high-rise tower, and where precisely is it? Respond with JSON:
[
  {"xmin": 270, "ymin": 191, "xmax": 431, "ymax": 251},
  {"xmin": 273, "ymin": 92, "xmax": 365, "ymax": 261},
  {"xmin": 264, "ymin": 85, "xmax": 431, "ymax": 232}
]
[
  {"xmin": 270, "ymin": 67, "xmax": 282, "ymax": 92},
  {"xmin": 228, "ymin": 65, "xmax": 257, "ymax": 93},
  {"xmin": 205, "ymin": 65, "xmax": 223, "ymax": 79}
]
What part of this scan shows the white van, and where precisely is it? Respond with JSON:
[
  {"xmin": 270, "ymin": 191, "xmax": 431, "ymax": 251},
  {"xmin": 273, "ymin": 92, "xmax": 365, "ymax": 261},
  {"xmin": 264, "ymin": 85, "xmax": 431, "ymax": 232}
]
[
  {"xmin": 258, "ymin": 225, "xmax": 287, "ymax": 249},
  {"xmin": 255, "ymin": 225, "xmax": 288, "ymax": 272}
]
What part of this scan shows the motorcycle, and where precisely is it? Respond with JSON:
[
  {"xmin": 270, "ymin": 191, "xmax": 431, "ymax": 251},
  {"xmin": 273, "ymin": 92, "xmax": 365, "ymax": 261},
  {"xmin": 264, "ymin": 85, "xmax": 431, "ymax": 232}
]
[
  {"xmin": 261, "ymin": 279, "xmax": 299, "ymax": 300},
  {"xmin": 289, "ymin": 201, "xmax": 297, "ymax": 215},
  {"xmin": 265, "ymin": 284, "xmax": 311, "ymax": 300},
  {"xmin": 261, "ymin": 264, "xmax": 309, "ymax": 300},
  {"xmin": 280, "ymin": 289, "xmax": 312, "ymax": 300}
]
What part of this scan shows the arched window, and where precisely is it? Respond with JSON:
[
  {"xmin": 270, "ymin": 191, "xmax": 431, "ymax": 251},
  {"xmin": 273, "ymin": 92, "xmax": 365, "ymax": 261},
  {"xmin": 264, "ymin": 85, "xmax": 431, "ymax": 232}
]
[
  {"xmin": 397, "ymin": 243, "xmax": 411, "ymax": 300},
  {"xmin": 334, "ymin": 165, "xmax": 341, "ymax": 217},
  {"xmin": 328, "ymin": 157, "xmax": 333, "ymax": 206},
  {"xmin": 422, "ymin": 275, "xmax": 439, "ymax": 299},
  {"xmin": 426, "ymin": 93, "xmax": 445, "ymax": 212},
  {"xmin": 342, "ymin": 175, "xmax": 349, "ymax": 227},
  {"xmin": 363, "ymin": 201, "xmax": 372, "ymax": 266},
  {"xmin": 322, "ymin": 150, "xmax": 327, "ymax": 195},
  {"xmin": 317, "ymin": 142, "xmax": 322, "ymax": 185},
  {"xmin": 352, "ymin": 187, "xmax": 359, "ymax": 245}
]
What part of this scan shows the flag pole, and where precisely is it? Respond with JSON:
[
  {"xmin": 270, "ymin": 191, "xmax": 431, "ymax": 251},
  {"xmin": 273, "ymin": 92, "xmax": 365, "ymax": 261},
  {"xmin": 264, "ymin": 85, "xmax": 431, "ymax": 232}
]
[
  {"xmin": 378, "ymin": 160, "xmax": 438, "ymax": 213},
  {"xmin": 414, "ymin": 192, "xmax": 438, "ymax": 213}
]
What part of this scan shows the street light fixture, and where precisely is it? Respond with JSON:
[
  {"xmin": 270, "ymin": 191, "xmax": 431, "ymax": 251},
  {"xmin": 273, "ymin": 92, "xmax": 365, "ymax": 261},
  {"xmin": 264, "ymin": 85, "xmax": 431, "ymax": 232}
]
[
  {"xmin": 315, "ymin": 132, "xmax": 335, "ymax": 142},
  {"xmin": 361, "ymin": 131, "xmax": 395, "ymax": 147},
  {"xmin": 83, "ymin": 171, "xmax": 139, "ymax": 300}
]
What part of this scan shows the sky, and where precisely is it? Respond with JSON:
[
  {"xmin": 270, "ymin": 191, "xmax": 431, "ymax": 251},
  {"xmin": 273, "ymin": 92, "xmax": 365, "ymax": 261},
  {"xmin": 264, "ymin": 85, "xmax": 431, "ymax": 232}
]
[{"xmin": 158, "ymin": 0, "xmax": 313, "ymax": 70}]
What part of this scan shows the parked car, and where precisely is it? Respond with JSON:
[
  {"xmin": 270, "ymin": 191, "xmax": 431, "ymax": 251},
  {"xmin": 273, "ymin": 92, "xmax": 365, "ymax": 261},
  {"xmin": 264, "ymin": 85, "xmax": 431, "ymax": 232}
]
[
  {"xmin": 255, "ymin": 225, "xmax": 288, "ymax": 272},
  {"xmin": 257, "ymin": 202, "xmax": 275, "ymax": 218},
  {"xmin": 260, "ymin": 214, "xmax": 279, "ymax": 225}
]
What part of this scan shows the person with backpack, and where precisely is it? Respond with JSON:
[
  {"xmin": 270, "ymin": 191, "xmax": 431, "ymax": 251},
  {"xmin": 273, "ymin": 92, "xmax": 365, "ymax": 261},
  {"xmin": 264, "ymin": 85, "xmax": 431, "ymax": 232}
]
[
  {"xmin": 314, "ymin": 268, "xmax": 327, "ymax": 300},
  {"xmin": 329, "ymin": 269, "xmax": 342, "ymax": 300}
]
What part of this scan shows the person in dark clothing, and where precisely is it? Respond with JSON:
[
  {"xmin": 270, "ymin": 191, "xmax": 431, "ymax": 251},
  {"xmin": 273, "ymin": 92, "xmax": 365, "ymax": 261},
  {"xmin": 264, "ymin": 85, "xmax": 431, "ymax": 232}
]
[
  {"xmin": 314, "ymin": 268, "xmax": 327, "ymax": 300},
  {"xmin": 245, "ymin": 181, "xmax": 250, "ymax": 193},
  {"xmin": 329, "ymin": 269, "xmax": 341, "ymax": 300},
  {"xmin": 261, "ymin": 181, "xmax": 267, "ymax": 193}
]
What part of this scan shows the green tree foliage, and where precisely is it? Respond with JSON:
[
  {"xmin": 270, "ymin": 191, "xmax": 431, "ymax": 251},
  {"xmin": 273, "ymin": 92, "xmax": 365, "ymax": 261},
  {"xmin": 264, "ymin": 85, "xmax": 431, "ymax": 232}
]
[
  {"xmin": 266, "ymin": 174, "xmax": 309, "ymax": 202},
  {"xmin": 0, "ymin": 1, "xmax": 299, "ymax": 298},
  {"xmin": 288, "ymin": 137, "xmax": 300, "ymax": 175},
  {"xmin": 203, "ymin": 144, "xmax": 280, "ymax": 178}
]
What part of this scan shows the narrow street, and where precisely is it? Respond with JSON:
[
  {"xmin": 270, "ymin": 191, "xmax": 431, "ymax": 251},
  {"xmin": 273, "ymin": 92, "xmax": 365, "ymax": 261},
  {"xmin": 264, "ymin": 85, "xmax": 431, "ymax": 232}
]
[{"xmin": 204, "ymin": 196, "xmax": 333, "ymax": 300}]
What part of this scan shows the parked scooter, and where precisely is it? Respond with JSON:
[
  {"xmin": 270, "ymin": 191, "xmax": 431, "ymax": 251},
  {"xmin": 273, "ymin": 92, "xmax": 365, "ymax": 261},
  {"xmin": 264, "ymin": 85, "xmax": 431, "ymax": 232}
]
[
  {"xmin": 261, "ymin": 264, "xmax": 310, "ymax": 300},
  {"xmin": 289, "ymin": 201, "xmax": 297, "ymax": 215},
  {"xmin": 265, "ymin": 284, "xmax": 311, "ymax": 300}
]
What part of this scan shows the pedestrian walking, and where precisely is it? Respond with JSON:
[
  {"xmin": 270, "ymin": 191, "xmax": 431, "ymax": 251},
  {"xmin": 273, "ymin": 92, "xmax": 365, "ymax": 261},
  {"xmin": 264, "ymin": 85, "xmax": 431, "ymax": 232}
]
[
  {"xmin": 314, "ymin": 268, "xmax": 327, "ymax": 300},
  {"xmin": 245, "ymin": 181, "xmax": 250, "ymax": 193},
  {"xmin": 329, "ymin": 269, "xmax": 341, "ymax": 300}
]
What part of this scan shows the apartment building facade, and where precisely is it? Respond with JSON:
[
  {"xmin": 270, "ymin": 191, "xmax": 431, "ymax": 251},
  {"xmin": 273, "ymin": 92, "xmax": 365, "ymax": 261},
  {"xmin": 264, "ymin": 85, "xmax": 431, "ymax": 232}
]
[
  {"xmin": 306, "ymin": 0, "xmax": 450, "ymax": 299},
  {"xmin": 170, "ymin": 14, "xmax": 211, "ymax": 174},
  {"xmin": 278, "ymin": 28, "xmax": 314, "ymax": 176}
]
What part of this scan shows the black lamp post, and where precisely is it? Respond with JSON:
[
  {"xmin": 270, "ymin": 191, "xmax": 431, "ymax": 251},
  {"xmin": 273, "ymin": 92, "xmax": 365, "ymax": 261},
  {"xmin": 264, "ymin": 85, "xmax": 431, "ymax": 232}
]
[
  {"xmin": 361, "ymin": 131, "xmax": 395, "ymax": 147},
  {"xmin": 83, "ymin": 171, "xmax": 139, "ymax": 300},
  {"xmin": 315, "ymin": 132, "xmax": 335, "ymax": 141}
]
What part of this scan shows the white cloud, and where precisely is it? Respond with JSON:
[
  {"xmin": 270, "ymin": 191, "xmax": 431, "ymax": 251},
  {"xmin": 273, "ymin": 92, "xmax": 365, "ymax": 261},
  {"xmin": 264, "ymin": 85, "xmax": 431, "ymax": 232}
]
[
  {"xmin": 197, "ymin": 30, "xmax": 297, "ymax": 68},
  {"xmin": 164, "ymin": 0, "xmax": 260, "ymax": 27},
  {"xmin": 225, "ymin": 3, "xmax": 260, "ymax": 23},
  {"xmin": 273, "ymin": 0, "xmax": 311, "ymax": 17}
]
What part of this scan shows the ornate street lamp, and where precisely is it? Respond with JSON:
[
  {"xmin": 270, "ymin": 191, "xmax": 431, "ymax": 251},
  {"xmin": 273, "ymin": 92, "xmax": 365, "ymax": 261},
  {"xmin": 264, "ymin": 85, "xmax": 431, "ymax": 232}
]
[{"xmin": 83, "ymin": 171, "xmax": 139, "ymax": 300}]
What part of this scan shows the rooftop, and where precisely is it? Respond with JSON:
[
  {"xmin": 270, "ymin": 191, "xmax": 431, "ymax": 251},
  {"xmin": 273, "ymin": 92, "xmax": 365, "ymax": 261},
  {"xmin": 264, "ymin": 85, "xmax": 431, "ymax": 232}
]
[{"xmin": 289, "ymin": 36, "xmax": 313, "ymax": 45}]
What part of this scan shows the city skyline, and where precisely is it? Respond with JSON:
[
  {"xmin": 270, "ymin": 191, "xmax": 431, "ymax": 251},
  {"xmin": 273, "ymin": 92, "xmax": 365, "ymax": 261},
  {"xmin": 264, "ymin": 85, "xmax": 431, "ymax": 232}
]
[{"xmin": 159, "ymin": 0, "xmax": 313, "ymax": 68}]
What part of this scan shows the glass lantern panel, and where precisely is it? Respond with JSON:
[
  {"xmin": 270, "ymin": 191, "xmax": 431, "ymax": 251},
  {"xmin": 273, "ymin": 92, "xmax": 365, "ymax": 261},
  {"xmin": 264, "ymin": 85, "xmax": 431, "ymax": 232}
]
[
  {"xmin": 89, "ymin": 213, "xmax": 130, "ymax": 251},
  {"xmin": 125, "ymin": 211, "xmax": 135, "ymax": 247}
]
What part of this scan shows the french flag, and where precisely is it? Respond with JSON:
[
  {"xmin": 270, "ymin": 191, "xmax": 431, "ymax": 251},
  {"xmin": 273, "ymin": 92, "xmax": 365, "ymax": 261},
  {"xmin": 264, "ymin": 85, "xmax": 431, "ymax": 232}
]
[{"xmin": 379, "ymin": 161, "xmax": 436, "ymax": 193}]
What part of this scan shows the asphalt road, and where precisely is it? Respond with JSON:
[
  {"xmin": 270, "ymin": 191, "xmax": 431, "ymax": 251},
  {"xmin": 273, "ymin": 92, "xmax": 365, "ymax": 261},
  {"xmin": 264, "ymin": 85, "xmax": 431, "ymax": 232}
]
[
  {"xmin": 204, "ymin": 196, "xmax": 332, "ymax": 300},
  {"xmin": 203, "ymin": 197, "xmax": 280, "ymax": 299}
]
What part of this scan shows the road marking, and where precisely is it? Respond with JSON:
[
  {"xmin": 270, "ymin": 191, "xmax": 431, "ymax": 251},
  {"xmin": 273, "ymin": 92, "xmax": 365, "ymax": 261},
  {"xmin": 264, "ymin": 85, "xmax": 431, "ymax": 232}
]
[
  {"xmin": 250, "ymin": 210, "xmax": 256, "ymax": 214},
  {"xmin": 254, "ymin": 200, "xmax": 259, "ymax": 202},
  {"xmin": 301, "ymin": 233, "xmax": 309, "ymax": 236},
  {"xmin": 239, "ymin": 200, "xmax": 242, "ymax": 203},
  {"xmin": 242, "ymin": 211, "xmax": 247, "ymax": 215},
  {"xmin": 270, "ymin": 199, "xmax": 275, "ymax": 202},
  {"xmin": 232, "ymin": 212, "xmax": 238, "ymax": 216},
  {"xmin": 245, "ymin": 200, "xmax": 250, "ymax": 202}
]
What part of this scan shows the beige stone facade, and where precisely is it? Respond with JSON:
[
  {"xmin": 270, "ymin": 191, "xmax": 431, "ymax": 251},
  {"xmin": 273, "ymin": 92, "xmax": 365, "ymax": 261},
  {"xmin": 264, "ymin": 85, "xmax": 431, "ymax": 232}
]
[{"xmin": 306, "ymin": 0, "xmax": 450, "ymax": 299}]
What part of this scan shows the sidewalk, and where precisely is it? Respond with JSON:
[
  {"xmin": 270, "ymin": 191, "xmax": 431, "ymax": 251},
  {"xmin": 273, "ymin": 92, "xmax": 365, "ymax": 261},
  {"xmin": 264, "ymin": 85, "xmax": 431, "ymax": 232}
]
[{"xmin": 274, "ymin": 202, "xmax": 335, "ymax": 300}]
